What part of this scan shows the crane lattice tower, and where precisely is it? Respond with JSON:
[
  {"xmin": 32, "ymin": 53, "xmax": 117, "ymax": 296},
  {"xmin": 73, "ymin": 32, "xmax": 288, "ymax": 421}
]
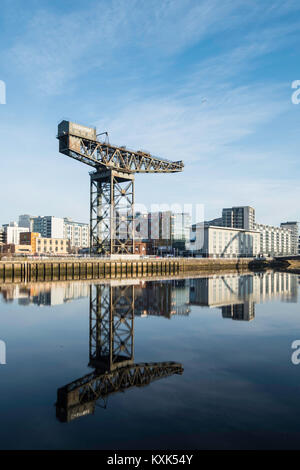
[{"xmin": 57, "ymin": 121, "xmax": 184, "ymax": 255}]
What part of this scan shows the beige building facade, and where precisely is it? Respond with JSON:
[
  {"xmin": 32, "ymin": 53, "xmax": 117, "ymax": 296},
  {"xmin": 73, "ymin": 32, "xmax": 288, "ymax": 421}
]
[{"xmin": 36, "ymin": 237, "xmax": 69, "ymax": 254}]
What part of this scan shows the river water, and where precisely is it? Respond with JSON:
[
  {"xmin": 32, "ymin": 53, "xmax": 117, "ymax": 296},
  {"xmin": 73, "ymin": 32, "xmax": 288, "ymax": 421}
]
[{"xmin": 0, "ymin": 270, "xmax": 300, "ymax": 450}]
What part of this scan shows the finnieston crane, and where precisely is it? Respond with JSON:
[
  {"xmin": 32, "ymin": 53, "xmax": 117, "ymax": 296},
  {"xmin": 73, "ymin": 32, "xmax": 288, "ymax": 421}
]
[{"xmin": 57, "ymin": 121, "xmax": 184, "ymax": 255}]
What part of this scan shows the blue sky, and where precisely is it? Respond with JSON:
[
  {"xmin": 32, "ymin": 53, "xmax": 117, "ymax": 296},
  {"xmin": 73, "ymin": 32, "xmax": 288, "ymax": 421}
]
[{"xmin": 0, "ymin": 0, "xmax": 299, "ymax": 226}]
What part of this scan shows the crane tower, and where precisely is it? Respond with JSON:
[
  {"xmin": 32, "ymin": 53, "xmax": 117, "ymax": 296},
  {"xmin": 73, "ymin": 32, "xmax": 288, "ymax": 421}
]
[{"xmin": 57, "ymin": 120, "xmax": 184, "ymax": 255}]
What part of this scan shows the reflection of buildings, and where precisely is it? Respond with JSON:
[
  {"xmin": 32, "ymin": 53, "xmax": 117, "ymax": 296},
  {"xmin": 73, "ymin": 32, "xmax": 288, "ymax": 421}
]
[
  {"xmin": 0, "ymin": 279, "xmax": 191, "ymax": 317},
  {"xmin": 190, "ymin": 272, "xmax": 298, "ymax": 321},
  {"xmin": 221, "ymin": 303, "xmax": 254, "ymax": 322},
  {"xmin": 0, "ymin": 282, "xmax": 90, "ymax": 306},
  {"xmin": 0, "ymin": 271, "xmax": 298, "ymax": 321},
  {"xmin": 134, "ymin": 279, "xmax": 190, "ymax": 318},
  {"xmin": 56, "ymin": 284, "xmax": 184, "ymax": 422}
]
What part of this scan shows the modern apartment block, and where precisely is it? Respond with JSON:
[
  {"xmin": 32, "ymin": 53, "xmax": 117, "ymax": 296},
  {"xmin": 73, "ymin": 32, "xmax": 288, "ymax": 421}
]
[
  {"xmin": 189, "ymin": 224, "xmax": 260, "ymax": 258},
  {"xmin": 134, "ymin": 211, "xmax": 191, "ymax": 252},
  {"xmin": 63, "ymin": 217, "xmax": 89, "ymax": 249},
  {"xmin": 2, "ymin": 222, "xmax": 29, "ymax": 244},
  {"xmin": 134, "ymin": 212, "xmax": 149, "ymax": 240},
  {"xmin": 18, "ymin": 214, "xmax": 37, "ymax": 231},
  {"xmin": 280, "ymin": 221, "xmax": 299, "ymax": 255},
  {"xmin": 222, "ymin": 206, "xmax": 255, "ymax": 230},
  {"xmin": 146, "ymin": 211, "xmax": 170, "ymax": 242},
  {"xmin": 171, "ymin": 213, "xmax": 192, "ymax": 246},
  {"xmin": 254, "ymin": 223, "xmax": 292, "ymax": 256},
  {"xmin": 19, "ymin": 214, "xmax": 89, "ymax": 249},
  {"xmin": 33, "ymin": 216, "xmax": 64, "ymax": 239}
]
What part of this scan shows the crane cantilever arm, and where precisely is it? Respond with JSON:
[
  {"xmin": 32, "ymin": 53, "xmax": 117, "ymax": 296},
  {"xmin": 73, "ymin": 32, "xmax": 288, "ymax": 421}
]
[
  {"xmin": 56, "ymin": 361, "xmax": 183, "ymax": 422},
  {"xmin": 57, "ymin": 131, "xmax": 184, "ymax": 173}
]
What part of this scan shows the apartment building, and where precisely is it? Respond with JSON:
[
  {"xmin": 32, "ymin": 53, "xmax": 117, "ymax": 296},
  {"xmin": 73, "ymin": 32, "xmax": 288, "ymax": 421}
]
[
  {"xmin": 254, "ymin": 223, "xmax": 292, "ymax": 256},
  {"xmin": 19, "ymin": 232, "xmax": 41, "ymax": 253},
  {"xmin": 63, "ymin": 218, "xmax": 89, "ymax": 249},
  {"xmin": 222, "ymin": 206, "xmax": 255, "ymax": 230},
  {"xmin": 135, "ymin": 211, "xmax": 191, "ymax": 252},
  {"xmin": 33, "ymin": 216, "xmax": 64, "ymax": 239},
  {"xmin": 2, "ymin": 222, "xmax": 29, "ymax": 244},
  {"xmin": 189, "ymin": 224, "xmax": 260, "ymax": 258},
  {"xmin": 171, "ymin": 213, "xmax": 192, "ymax": 245},
  {"xmin": 280, "ymin": 221, "xmax": 299, "ymax": 255},
  {"xmin": 18, "ymin": 214, "xmax": 37, "ymax": 231},
  {"xmin": 35, "ymin": 237, "xmax": 69, "ymax": 254}
]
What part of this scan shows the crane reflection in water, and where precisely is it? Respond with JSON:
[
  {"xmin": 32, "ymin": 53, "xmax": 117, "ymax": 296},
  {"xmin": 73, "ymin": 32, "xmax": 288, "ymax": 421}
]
[{"xmin": 56, "ymin": 282, "xmax": 184, "ymax": 422}]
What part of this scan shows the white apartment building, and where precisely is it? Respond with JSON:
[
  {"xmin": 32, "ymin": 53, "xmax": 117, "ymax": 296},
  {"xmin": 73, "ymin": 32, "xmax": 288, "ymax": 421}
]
[
  {"xmin": 189, "ymin": 224, "xmax": 260, "ymax": 258},
  {"xmin": 63, "ymin": 218, "xmax": 89, "ymax": 249},
  {"xmin": 33, "ymin": 216, "xmax": 64, "ymax": 239},
  {"xmin": 280, "ymin": 221, "xmax": 299, "ymax": 255},
  {"xmin": 2, "ymin": 222, "xmax": 29, "ymax": 244},
  {"xmin": 254, "ymin": 223, "xmax": 292, "ymax": 256}
]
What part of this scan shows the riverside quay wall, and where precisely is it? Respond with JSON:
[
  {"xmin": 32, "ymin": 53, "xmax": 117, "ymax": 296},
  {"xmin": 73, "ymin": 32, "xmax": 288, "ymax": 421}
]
[{"xmin": 0, "ymin": 257, "xmax": 254, "ymax": 283}]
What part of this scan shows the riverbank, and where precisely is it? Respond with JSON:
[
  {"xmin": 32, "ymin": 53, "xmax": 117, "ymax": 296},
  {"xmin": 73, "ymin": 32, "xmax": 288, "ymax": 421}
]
[
  {"xmin": 249, "ymin": 258, "xmax": 300, "ymax": 273},
  {"xmin": 0, "ymin": 257, "xmax": 256, "ymax": 283}
]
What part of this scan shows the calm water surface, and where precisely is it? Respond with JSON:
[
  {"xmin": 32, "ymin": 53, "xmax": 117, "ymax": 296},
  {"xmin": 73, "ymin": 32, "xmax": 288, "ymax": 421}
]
[{"xmin": 0, "ymin": 270, "xmax": 300, "ymax": 450}]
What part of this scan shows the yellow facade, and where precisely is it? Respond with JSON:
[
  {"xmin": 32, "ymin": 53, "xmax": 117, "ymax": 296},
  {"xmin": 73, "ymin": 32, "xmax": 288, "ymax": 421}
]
[
  {"xmin": 36, "ymin": 237, "xmax": 69, "ymax": 254},
  {"xmin": 20, "ymin": 232, "xmax": 40, "ymax": 253}
]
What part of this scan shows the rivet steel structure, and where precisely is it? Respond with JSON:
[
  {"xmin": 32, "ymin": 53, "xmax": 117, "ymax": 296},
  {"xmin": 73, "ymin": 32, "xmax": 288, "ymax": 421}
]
[{"xmin": 57, "ymin": 120, "xmax": 184, "ymax": 255}]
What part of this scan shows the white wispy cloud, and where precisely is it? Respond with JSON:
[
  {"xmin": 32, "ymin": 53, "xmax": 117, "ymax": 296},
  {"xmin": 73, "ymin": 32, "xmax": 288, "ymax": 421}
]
[
  {"xmin": 94, "ymin": 82, "xmax": 288, "ymax": 163},
  {"xmin": 6, "ymin": 0, "xmax": 289, "ymax": 95},
  {"xmin": 1, "ymin": 0, "xmax": 300, "ymax": 225}
]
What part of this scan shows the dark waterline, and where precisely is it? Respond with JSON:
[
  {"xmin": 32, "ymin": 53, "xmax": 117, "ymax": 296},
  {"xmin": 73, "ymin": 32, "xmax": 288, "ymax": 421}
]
[{"xmin": 0, "ymin": 271, "xmax": 300, "ymax": 450}]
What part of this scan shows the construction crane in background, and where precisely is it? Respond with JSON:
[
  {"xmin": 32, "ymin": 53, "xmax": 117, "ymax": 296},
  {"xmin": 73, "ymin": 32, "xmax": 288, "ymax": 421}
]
[{"xmin": 57, "ymin": 120, "xmax": 184, "ymax": 255}]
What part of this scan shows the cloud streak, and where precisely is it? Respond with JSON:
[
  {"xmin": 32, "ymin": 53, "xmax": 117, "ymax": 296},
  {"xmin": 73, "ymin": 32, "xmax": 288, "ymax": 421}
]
[
  {"xmin": 7, "ymin": 0, "xmax": 292, "ymax": 95},
  {"xmin": 1, "ymin": 0, "xmax": 300, "ymax": 225}
]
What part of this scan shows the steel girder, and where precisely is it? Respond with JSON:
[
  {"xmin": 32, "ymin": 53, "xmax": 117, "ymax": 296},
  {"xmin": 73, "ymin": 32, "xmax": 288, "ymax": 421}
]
[
  {"xmin": 58, "ymin": 133, "xmax": 184, "ymax": 173},
  {"xmin": 58, "ymin": 122, "xmax": 184, "ymax": 256},
  {"xmin": 90, "ymin": 170, "xmax": 134, "ymax": 255},
  {"xmin": 56, "ymin": 361, "xmax": 183, "ymax": 422}
]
